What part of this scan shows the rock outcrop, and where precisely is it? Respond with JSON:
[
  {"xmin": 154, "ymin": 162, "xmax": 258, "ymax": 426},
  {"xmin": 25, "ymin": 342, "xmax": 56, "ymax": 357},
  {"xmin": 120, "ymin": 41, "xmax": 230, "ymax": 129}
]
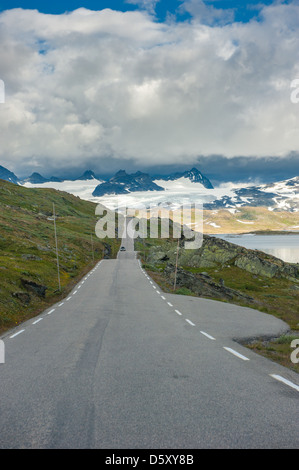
[
  {"xmin": 20, "ymin": 279, "xmax": 47, "ymax": 298},
  {"xmin": 146, "ymin": 234, "xmax": 299, "ymax": 282},
  {"xmin": 164, "ymin": 264, "xmax": 256, "ymax": 303}
]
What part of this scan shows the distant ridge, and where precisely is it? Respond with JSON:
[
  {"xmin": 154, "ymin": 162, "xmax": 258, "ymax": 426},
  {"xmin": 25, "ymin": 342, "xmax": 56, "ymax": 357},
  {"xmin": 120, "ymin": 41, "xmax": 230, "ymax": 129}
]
[{"xmin": 22, "ymin": 172, "xmax": 50, "ymax": 184}]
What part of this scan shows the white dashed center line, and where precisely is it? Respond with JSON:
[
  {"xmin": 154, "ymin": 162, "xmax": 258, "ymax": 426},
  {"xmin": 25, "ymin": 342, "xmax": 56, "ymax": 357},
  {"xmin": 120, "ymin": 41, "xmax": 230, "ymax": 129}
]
[
  {"xmin": 186, "ymin": 319, "xmax": 195, "ymax": 326},
  {"xmin": 47, "ymin": 309, "xmax": 55, "ymax": 315},
  {"xmin": 223, "ymin": 347, "xmax": 249, "ymax": 361},
  {"xmin": 32, "ymin": 318, "xmax": 43, "ymax": 325},
  {"xmin": 10, "ymin": 330, "xmax": 25, "ymax": 339},
  {"xmin": 175, "ymin": 310, "xmax": 182, "ymax": 316},
  {"xmin": 200, "ymin": 331, "xmax": 216, "ymax": 340},
  {"xmin": 270, "ymin": 374, "xmax": 299, "ymax": 392}
]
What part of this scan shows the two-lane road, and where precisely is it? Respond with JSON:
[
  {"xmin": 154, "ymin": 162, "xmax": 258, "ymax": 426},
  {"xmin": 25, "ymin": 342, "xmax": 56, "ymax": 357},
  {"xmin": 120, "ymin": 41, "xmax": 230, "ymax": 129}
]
[{"xmin": 0, "ymin": 230, "xmax": 298, "ymax": 448}]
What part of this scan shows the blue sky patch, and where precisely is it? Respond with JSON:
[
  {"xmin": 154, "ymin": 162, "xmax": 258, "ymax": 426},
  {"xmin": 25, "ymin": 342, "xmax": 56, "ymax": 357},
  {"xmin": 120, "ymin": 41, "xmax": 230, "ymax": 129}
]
[{"xmin": 0, "ymin": 1, "xmax": 287, "ymax": 24}]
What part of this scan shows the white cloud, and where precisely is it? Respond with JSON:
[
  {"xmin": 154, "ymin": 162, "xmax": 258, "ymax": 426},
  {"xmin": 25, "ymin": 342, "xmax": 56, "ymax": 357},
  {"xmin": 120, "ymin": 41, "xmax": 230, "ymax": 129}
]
[
  {"xmin": 126, "ymin": 0, "xmax": 160, "ymax": 15},
  {"xmin": 0, "ymin": 5, "xmax": 299, "ymax": 175},
  {"xmin": 179, "ymin": 0, "xmax": 235, "ymax": 25}
]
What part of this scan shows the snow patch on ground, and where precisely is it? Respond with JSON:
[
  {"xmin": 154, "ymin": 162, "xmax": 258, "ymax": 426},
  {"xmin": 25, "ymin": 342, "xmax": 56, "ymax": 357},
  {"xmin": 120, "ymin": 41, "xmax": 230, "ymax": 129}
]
[{"xmin": 236, "ymin": 219, "xmax": 255, "ymax": 224}]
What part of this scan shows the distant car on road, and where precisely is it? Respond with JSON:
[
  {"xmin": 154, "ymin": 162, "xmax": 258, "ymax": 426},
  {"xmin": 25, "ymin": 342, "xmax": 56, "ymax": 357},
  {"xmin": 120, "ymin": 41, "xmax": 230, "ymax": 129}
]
[{"xmin": 120, "ymin": 246, "xmax": 126, "ymax": 251}]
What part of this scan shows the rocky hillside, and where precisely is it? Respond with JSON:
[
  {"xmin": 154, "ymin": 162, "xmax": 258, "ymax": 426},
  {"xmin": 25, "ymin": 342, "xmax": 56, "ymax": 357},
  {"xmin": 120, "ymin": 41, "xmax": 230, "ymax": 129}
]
[{"xmin": 147, "ymin": 235, "xmax": 299, "ymax": 280}]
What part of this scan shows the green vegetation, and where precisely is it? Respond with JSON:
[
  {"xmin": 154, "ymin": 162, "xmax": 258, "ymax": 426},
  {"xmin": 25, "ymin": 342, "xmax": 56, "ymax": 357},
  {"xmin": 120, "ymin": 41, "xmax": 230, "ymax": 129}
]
[
  {"xmin": 0, "ymin": 180, "xmax": 120, "ymax": 334},
  {"xmin": 246, "ymin": 334, "xmax": 299, "ymax": 373},
  {"xmin": 202, "ymin": 206, "xmax": 299, "ymax": 234}
]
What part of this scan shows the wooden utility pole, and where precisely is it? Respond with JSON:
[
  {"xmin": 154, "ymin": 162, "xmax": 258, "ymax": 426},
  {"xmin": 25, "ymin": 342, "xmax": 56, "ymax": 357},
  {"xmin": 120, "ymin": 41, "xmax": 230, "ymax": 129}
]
[
  {"xmin": 173, "ymin": 237, "xmax": 180, "ymax": 291},
  {"xmin": 91, "ymin": 233, "xmax": 94, "ymax": 262},
  {"xmin": 53, "ymin": 203, "xmax": 61, "ymax": 291},
  {"xmin": 143, "ymin": 237, "xmax": 146, "ymax": 263}
]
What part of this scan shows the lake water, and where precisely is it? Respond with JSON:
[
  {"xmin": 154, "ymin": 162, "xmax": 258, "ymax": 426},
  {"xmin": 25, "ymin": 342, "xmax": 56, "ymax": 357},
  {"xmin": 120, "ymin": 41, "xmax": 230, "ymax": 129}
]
[{"xmin": 214, "ymin": 234, "xmax": 299, "ymax": 264}]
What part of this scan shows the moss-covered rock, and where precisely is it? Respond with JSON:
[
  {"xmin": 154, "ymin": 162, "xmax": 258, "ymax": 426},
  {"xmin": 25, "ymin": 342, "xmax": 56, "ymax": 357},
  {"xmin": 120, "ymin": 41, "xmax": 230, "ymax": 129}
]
[{"xmin": 234, "ymin": 255, "xmax": 279, "ymax": 278}]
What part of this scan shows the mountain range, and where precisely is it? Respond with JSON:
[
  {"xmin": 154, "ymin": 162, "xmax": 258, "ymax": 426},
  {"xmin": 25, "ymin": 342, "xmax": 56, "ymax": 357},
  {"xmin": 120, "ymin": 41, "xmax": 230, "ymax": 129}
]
[
  {"xmin": 205, "ymin": 177, "xmax": 299, "ymax": 212},
  {"xmin": 0, "ymin": 165, "xmax": 214, "ymax": 193},
  {"xmin": 0, "ymin": 164, "xmax": 298, "ymax": 213}
]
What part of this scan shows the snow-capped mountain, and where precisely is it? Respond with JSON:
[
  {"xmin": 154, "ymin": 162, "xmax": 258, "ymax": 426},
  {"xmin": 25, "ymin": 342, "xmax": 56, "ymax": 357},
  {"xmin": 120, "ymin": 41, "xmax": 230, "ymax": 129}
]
[
  {"xmin": 155, "ymin": 167, "xmax": 214, "ymax": 189},
  {"xmin": 205, "ymin": 177, "xmax": 299, "ymax": 212},
  {"xmin": 75, "ymin": 170, "xmax": 98, "ymax": 181},
  {"xmin": 92, "ymin": 170, "xmax": 165, "ymax": 196}
]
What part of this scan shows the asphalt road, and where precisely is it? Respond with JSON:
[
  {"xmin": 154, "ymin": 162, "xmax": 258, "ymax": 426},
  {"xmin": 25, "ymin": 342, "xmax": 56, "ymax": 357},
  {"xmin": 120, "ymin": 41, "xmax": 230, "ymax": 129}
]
[{"xmin": 0, "ymin": 227, "xmax": 298, "ymax": 449}]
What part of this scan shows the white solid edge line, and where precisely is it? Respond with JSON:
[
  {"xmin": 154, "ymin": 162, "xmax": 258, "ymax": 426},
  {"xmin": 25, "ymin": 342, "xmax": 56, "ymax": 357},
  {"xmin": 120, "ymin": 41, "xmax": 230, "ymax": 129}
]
[
  {"xmin": 10, "ymin": 329, "xmax": 25, "ymax": 339},
  {"xmin": 175, "ymin": 310, "xmax": 182, "ymax": 316},
  {"xmin": 270, "ymin": 374, "xmax": 299, "ymax": 392},
  {"xmin": 186, "ymin": 319, "xmax": 195, "ymax": 326},
  {"xmin": 223, "ymin": 347, "xmax": 249, "ymax": 361},
  {"xmin": 200, "ymin": 331, "xmax": 216, "ymax": 340},
  {"xmin": 32, "ymin": 318, "xmax": 43, "ymax": 325}
]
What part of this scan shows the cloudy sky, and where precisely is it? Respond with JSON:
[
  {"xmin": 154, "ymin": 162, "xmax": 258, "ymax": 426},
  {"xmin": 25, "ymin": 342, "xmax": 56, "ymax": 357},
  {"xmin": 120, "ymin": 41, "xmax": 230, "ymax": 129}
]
[{"xmin": 0, "ymin": 0, "xmax": 299, "ymax": 182}]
